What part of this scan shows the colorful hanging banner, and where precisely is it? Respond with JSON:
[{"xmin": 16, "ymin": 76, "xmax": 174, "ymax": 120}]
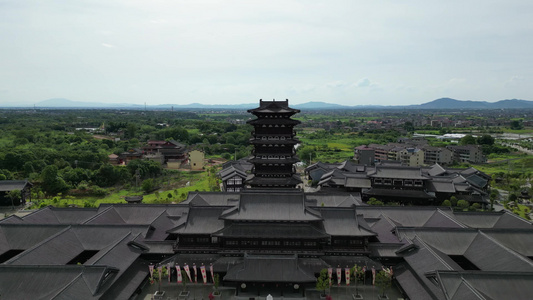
[
  {"xmin": 157, "ymin": 265, "xmax": 163, "ymax": 281},
  {"xmin": 372, "ymin": 267, "xmax": 376, "ymax": 286},
  {"xmin": 167, "ymin": 263, "xmax": 172, "ymax": 282},
  {"xmin": 184, "ymin": 264, "xmax": 192, "ymax": 282},
  {"xmin": 210, "ymin": 263, "xmax": 215, "ymax": 283},
  {"xmin": 327, "ymin": 268, "xmax": 332, "ymax": 287},
  {"xmin": 193, "ymin": 263, "xmax": 198, "ymax": 283},
  {"xmin": 149, "ymin": 264, "xmax": 154, "ymax": 278},
  {"xmin": 176, "ymin": 265, "xmax": 182, "ymax": 284},
  {"xmin": 201, "ymin": 264, "xmax": 207, "ymax": 284},
  {"xmin": 345, "ymin": 267, "xmax": 351, "ymax": 286},
  {"xmin": 336, "ymin": 267, "xmax": 342, "ymax": 286}
]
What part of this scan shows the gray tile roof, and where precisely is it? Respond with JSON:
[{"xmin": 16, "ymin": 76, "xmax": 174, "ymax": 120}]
[
  {"xmin": 436, "ymin": 271, "xmax": 533, "ymax": 300},
  {"xmin": 369, "ymin": 216, "xmax": 401, "ymax": 243},
  {"xmin": 370, "ymin": 166, "xmax": 428, "ymax": 179},
  {"xmin": 305, "ymin": 193, "xmax": 365, "ymax": 207},
  {"xmin": 345, "ymin": 177, "xmax": 372, "ymax": 188},
  {"xmin": 393, "ymin": 263, "xmax": 436, "ymax": 300},
  {"xmin": 0, "ymin": 224, "xmax": 68, "ymax": 252},
  {"xmin": 427, "ymin": 180, "xmax": 456, "ymax": 193},
  {"xmin": 0, "ymin": 180, "xmax": 32, "ymax": 192},
  {"xmin": 168, "ymin": 206, "xmax": 226, "ymax": 234},
  {"xmin": 359, "ymin": 207, "xmax": 447, "ymax": 227},
  {"xmin": 484, "ymin": 229, "xmax": 533, "ymax": 257},
  {"xmin": 221, "ymin": 191, "xmax": 322, "ymax": 222},
  {"xmin": 452, "ymin": 211, "xmax": 533, "ymax": 229},
  {"xmin": 0, "ymin": 265, "xmax": 116, "ymax": 300},
  {"xmin": 182, "ymin": 192, "xmax": 238, "ymax": 206},
  {"xmin": 397, "ymin": 228, "xmax": 478, "ymax": 255},
  {"xmin": 319, "ymin": 208, "xmax": 376, "ymax": 237},
  {"xmin": 464, "ymin": 232, "xmax": 533, "ymax": 272}
]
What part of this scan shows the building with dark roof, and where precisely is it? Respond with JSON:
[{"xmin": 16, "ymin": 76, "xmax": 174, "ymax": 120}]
[
  {"xmin": 246, "ymin": 99, "xmax": 302, "ymax": 188},
  {"xmin": 1, "ymin": 189, "xmax": 532, "ymax": 299},
  {"xmin": 0, "ymin": 180, "xmax": 32, "ymax": 206},
  {"xmin": 313, "ymin": 161, "xmax": 490, "ymax": 206}
]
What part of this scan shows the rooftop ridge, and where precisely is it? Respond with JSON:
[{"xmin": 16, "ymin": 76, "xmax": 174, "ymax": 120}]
[
  {"xmin": 478, "ymin": 231, "xmax": 533, "ymax": 267},
  {"xmin": 88, "ymin": 232, "xmax": 133, "ymax": 265},
  {"xmin": 50, "ymin": 272, "xmax": 85, "ymax": 299},
  {"xmin": 434, "ymin": 208, "xmax": 467, "ymax": 228},
  {"xmin": 82, "ymin": 206, "xmax": 121, "ymax": 224},
  {"xmin": 5, "ymin": 225, "xmax": 72, "ymax": 264},
  {"xmin": 413, "ymin": 235, "xmax": 455, "ymax": 270}
]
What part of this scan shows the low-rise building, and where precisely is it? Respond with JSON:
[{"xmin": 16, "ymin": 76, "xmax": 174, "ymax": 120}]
[
  {"xmin": 420, "ymin": 145, "xmax": 453, "ymax": 165},
  {"xmin": 447, "ymin": 145, "xmax": 486, "ymax": 164},
  {"xmin": 189, "ymin": 150, "xmax": 205, "ymax": 170},
  {"xmin": 399, "ymin": 148, "xmax": 424, "ymax": 166}
]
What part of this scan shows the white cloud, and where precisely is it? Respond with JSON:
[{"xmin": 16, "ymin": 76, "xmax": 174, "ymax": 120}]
[
  {"xmin": 504, "ymin": 75, "xmax": 525, "ymax": 88},
  {"xmin": 0, "ymin": 0, "xmax": 532, "ymax": 105},
  {"xmin": 354, "ymin": 78, "xmax": 371, "ymax": 88}
]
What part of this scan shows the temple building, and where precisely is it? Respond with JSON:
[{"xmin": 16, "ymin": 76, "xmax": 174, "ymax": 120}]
[
  {"xmin": 1, "ymin": 190, "xmax": 533, "ymax": 299},
  {"xmin": 310, "ymin": 160, "xmax": 490, "ymax": 206},
  {"xmin": 245, "ymin": 99, "xmax": 302, "ymax": 189},
  {"xmin": 0, "ymin": 99, "xmax": 531, "ymax": 299}
]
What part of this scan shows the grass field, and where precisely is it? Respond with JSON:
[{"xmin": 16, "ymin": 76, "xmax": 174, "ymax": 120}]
[
  {"xmin": 30, "ymin": 169, "xmax": 218, "ymax": 209},
  {"xmin": 472, "ymin": 155, "xmax": 533, "ymax": 176}
]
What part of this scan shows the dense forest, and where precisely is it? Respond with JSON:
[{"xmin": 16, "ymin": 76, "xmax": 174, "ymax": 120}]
[{"xmin": 0, "ymin": 109, "xmax": 252, "ymax": 200}]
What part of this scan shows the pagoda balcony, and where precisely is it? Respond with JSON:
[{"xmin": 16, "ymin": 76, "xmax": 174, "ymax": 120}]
[
  {"xmin": 249, "ymin": 139, "xmax": 300, "ymax": 145},
  {"xmin": 254, "ymin": 169, "xmax": 294, "ymax": 175},
  {"xmin": 252, "ymin": 149, "xmax": 295, "ymax": 155}
]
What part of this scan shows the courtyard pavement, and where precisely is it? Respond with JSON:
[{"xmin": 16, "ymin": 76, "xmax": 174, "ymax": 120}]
[{"xmin": 138, "ymin": 281, "xmax": 404, "ymax": 300}]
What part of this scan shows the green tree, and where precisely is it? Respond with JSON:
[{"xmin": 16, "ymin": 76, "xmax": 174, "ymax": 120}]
[
  {"xmin": 125, "ymin": 123, "xmax": 138, "ymax": 139},
  {"xmin": 490, "ymin": 192, "xmax": 497, "ymax": 211},
  {"xmin": 367, "ymin": 197, "xmax": 384, "ymax": 206},
  {"xmin": 477, "ymin": 134, "xmax": 495, "ymax": 145},
  {"xmin": 509, "ymin": 193, "xmax": 518, "ymax": 203},
  {"xmin": 459, "ymin": 135, "xmax": 477, "ymax": 145},
  {"xmin": 127, "ymin": 159, "xmax": 162, "ymax": 179},
  {"xmin": 8, "ymin": 190, "xmax": 21, "ymax": 208},
  {"xmin": 141, "ymin": 178, "xmax": 155, "ymax": 193},
  {"xmin": 213, "ymin": 274, "xmax": 220, "ymax": 295},
  {"xmin": 441, "ymin": 199, "xmax": 451, "ymax": 207},
  {"xmin": 41, "ymin": 165, "xmax": 70, "ymax": 195},
  {"xmin": 297, "ymin": 146, "xmax": 317, "ymax": 165},
  {"xmin": 403, "ymin": 121, "xmax": 414, "ymax": 132},
  {"xmin": 375, "ymin": 270, "xmax": 392, "ymax": 297},
  {"xmin": 471, "ymin": 203, "xmax": 481, "ymax": 210},
  {"xmin": 510, "ymin": 120, "xmax": 523, "ymax": 130},
  {"xmin": 316, "ymin": 268, "xmax": 329, "ymax": 297},
  {"xmin": 450, "ymin": 196, "xmax": 458, "ymax": 207},
  {"xmin": 457, "ymin": 200, "xmax": 470, "ymax": 210}
]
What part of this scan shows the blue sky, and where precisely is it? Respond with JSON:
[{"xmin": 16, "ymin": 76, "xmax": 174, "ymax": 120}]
[{"xmin": 1, "ymin": 0, "xmax": 532, "ymax": 106}]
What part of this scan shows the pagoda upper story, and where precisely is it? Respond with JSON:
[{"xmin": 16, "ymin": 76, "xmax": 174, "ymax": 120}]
[{"xmin": 246, "ymin": 99, "xmax": 302, "ymax": 189}]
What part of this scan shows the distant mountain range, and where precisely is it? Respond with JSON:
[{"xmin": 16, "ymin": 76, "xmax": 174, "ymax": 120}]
[
  {"xmin": 413, "ymin": 98, "xmax": 533, "ymax": 109},
  {"xmin": 2, "ymin": 97, "xmax": 533, "ymax": 110}
]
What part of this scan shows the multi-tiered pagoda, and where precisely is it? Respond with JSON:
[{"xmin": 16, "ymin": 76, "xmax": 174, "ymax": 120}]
[{"xmin": 246, "ymin": 99, "xmax": 302, "ymax": 188}]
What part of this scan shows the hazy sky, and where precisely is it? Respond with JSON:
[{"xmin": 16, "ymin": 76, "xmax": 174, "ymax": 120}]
[{"xmin": 1, "ymin": 0, "xmax": 532, "ymax": 106}]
